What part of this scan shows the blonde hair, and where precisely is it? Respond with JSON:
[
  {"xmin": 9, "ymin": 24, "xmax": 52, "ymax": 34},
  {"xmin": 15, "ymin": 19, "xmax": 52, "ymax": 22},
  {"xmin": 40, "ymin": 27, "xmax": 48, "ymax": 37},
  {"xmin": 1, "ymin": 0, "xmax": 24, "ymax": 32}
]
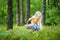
[{"xmin": 34, "ymin": 11, "xmax": 42, "ymax": 17}]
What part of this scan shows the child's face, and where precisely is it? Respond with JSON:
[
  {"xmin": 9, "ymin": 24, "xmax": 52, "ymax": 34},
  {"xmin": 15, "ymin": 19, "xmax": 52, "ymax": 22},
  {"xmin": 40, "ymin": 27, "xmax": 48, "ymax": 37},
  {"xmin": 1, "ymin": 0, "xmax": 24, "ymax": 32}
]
[
  {"xmin": 36, "ymin": 13, "xmax": 41, "ymax": 18},
  {"xmin": 38, "ymin": 15, "xmax": 41, "ymax": 18}
]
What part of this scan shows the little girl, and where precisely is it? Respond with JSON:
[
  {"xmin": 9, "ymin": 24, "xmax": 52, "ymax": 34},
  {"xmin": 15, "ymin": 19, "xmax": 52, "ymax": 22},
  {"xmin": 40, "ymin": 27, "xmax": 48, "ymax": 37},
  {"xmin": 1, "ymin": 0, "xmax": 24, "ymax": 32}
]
[{"xmin": 25, "ymin": 11, "xmax": 42, "ymax": 31}]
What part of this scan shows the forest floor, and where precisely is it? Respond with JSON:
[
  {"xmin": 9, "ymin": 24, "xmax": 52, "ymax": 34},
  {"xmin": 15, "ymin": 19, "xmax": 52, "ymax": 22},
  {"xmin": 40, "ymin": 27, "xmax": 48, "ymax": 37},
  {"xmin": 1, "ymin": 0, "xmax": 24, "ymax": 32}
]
[
  {"xmin": 0, "ymin": 24, "xmax": 60, "ymax": 31},
  {"xmin": 0, "ymin": 24, "xmax": 60, "ymax": 40}
]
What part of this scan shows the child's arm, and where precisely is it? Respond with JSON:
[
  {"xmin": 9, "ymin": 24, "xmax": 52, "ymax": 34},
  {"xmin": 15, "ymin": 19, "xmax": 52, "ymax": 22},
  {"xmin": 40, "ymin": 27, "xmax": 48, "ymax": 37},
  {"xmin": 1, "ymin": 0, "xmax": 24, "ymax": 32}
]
[{"xmin": 28, "ymin": 16, "xmax": 35, "ymax": 21}]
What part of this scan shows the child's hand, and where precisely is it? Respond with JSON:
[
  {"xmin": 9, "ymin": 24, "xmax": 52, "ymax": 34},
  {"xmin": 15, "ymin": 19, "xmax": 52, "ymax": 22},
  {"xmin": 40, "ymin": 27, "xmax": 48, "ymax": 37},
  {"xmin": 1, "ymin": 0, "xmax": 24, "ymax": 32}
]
[
  {"xmin": 28, "ymin": 18, "xmax": 31, "ymax": 21},
  {"xmin": 27, "ymin": 19, "xmax": 30, "ymax": 23}
]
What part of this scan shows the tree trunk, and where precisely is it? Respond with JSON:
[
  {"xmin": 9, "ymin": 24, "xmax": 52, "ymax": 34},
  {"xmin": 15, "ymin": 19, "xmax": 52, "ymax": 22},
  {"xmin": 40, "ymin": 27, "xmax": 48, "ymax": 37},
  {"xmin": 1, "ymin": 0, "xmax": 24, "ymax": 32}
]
[
  {"xmin": 58, "ymin": 0, "xmax": 60, "ymax": 17},
  {"xmin": 21, "ymin": 0, "xmax": 24, "ymax": 25},
  {"xmin": 48, "ymin": 0, "xmax": 49, "ymax": 5},
  {"xmin": 16, "ymin": 0, "xmax": 20, "ymax": 26},
  {"xmin": 7, "ymin": 0, "xmax": 13, "ymax": 30},
  {"xmin": 42, "ymin": 0, "xmax": 46, "ymax": 25},
  {"xmin": 26, "ymin": 0, "xmax": 30, "ymax": 24}
]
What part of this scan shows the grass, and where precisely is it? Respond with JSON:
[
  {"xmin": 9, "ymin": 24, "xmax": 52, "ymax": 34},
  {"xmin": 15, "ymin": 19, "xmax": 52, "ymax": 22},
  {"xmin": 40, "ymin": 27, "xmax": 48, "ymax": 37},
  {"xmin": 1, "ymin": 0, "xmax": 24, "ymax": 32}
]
[{"xmin": 0, "ymin": 24, "xmax": 60, "ymax": 40}]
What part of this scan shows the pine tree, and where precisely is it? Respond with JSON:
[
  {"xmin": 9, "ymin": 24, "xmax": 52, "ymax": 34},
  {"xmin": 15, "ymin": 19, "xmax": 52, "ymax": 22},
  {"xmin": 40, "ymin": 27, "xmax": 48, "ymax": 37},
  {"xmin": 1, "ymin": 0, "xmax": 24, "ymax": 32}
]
[
  {"xmin": 42, "ymin": 0, "xmax": 46, "ymax": 25},
  {"xmin": 16, "ymin": 0, "xmax": 20, "ymax": 26},
  {"xmin": 26, "ymin": 0, "xmax": 30, "ymax": 23},
  {"xmin": 7, "ymin": 0, "xmax": 13, "ymax": 30}
]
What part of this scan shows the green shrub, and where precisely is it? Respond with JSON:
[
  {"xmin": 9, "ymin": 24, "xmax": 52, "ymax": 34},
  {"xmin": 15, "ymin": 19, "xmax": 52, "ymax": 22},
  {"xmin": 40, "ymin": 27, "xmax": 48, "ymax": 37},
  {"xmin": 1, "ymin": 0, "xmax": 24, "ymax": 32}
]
[
  {"xmin": 0, "ymin": 27, "xmax": 60, "ymax": 40},
  {"xmin": 46, "ymin": 7, "xmax": 60, "ymax": 25}
]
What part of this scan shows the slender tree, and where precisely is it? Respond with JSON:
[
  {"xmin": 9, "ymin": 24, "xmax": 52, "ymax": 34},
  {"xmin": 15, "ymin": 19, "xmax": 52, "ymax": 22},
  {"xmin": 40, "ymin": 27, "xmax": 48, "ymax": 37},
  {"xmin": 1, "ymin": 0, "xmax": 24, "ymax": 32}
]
[
  {"xmin": 26, "ymin": 0, "xmax": 30, "ymax": 23},
  {"xmin": 7, "ymin": 0, "xmax": 13, "ymax": 30},
  {"xmin": 58, "ymin": 0, "xmax": 60, "ymax": 17},
  {"xmin": 42, "ymin": 0, "xmax": 46, "ymax": 25},
  {"xmin": 48, "ymin": 0, "xmax": 49, "ymax": 5},
  {"xmin": 21, "ymin": 0, "xmax": 24, "ymax": 25},
  {"xmin": 20, "ymin": 0, "xmax": 24, "ymax": 25},
  {"xmin": 16, "ymin": 0, "xmax": 20, "ymax": 26}
]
